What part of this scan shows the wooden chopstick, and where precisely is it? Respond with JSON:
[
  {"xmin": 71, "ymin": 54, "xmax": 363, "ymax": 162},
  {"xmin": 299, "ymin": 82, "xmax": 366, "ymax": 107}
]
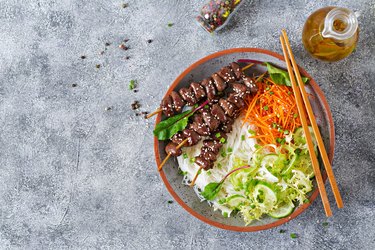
[
  {"xmin": 281, "ymin": 30, "xmax": 343, "ymax": 209},
  {"xmin": 279, "ymin": 32, "xmax": 332, "ymax": 217}
]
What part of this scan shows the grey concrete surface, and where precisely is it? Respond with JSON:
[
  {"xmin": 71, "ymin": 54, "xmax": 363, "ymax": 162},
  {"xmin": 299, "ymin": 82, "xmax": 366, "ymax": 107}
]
[{"xmin": 0, "ymin": 0, "xmax": 374, "ymax": 249}]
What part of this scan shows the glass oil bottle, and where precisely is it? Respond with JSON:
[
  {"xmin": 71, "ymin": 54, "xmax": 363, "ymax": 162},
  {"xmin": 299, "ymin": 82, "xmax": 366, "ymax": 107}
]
[{"xmin": 302, "ymin": 7, "xmax": 359, "ymax": 62}]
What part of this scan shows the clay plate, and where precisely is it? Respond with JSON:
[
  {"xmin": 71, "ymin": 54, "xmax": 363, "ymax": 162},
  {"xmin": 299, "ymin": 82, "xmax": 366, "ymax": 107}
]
[{"xmin": 154, "ymin": 48, "xmax": 334, "ymax": 232}]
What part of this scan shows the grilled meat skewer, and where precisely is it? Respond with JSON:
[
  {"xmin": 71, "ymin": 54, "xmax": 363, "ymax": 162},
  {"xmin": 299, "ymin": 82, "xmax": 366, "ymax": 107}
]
[{"xmin": 161, "ymin": 62, "xmax": 257, "ymax": 117}]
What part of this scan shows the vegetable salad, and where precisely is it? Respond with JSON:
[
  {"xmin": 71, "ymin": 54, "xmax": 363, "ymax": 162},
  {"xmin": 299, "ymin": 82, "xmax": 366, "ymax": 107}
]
[{"xmin": 178, "ymin": 117, "xmax": 316, "ymax": 225}]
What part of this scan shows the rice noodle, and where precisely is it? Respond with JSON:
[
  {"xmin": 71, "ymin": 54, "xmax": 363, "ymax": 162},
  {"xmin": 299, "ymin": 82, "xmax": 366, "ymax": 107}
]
[{"xmin": 177, "ymin": 116, "xmax": 258, "ymax": 216}]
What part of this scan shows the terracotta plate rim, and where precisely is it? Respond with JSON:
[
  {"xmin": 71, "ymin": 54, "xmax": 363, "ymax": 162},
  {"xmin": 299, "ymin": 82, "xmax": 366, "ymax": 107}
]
[{"xmin": 153, "ymin": 48, "xmax": 335, "ymax": 232}]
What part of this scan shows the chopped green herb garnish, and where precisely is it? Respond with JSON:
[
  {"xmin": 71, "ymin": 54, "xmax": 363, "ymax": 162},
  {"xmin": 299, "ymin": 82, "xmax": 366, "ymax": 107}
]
[
  {"xmin": 167, "ymin": 200, "xmax": 173, "ymax": 204},
  {"xmin": 197, "ymin": 169, "xmax": 202, "ymax": 175},
  {"xmin": 269, "ymin": 91, "xmax": 274, "ymax": 95},
  {"xmin": 284, "ymin": 130, "xmax": 289, "ymax": 135},
  {"xmin": 167, "ymin": 22, "xmax": 174, "ymax": 27},
  {"xmin": 322, "ymin": 222, "xmax": 329, "ymax": 227},
  {"xmin": 248, "ymin": 129, "xmax": 256, "ymax": 135},
  {"xmin": 250, "ymin": 204, "xmax": 256, "ymax": 209},
  {"xmin": 290, "ymin": 233, "xmax": 297, "ymax": 239},
  {"xmin": 215, "ymin": 132, "xmax": 221, "ymax": 138},
  {"xmin": 129, "ymin": 80, "xmax": 136, "ymax": 90},
  {"xmin": 254, "ymin": 144, "xmax": 261, "ymax": 149},
  {"xmin": 288, "ymin": 91, "xmax": 292, "ymax": 95},
  {"xmin": 227, "ymin": 147, "xmax": 233, "ymax": 153},
  {"xmin": 222, "ymin": 212, "xmax": 228, "ymax": 218},
  {"xmin": 220, "ymin": 150, "xmax": 227, "ymax": 157},
  {"xmin": 178, "ymin": 170, "xmax": 188, "ymax": 176},
  {"xmin": 265, "ymin": 86, "xmax": 270, "ymax": 91},
  {"xmin": 183, "ymin": 153, "xmax": 188, "ymax": 159},
  {"xmin": 272, "ymin": 123, "xmax": 278, "ymax": 129},
  {"xmin": 241, "ymin": 135, "xmax": 246, "ymax": 141},
  {"xmin": 219, "ymin": 138, "xmax": 226, "ymax": 144},
  {"xmin": 263, "ymin": 105, "xmax": 269, "ymax": 111},
  {"xmin": 217, "ymin": 163, "xmax": 222, "ymax": 169},
  {"xmin": 204, "ymin": 105, "xmax": 209, "ymax": 109},
  {"xmin": 190, "ymin": 158, "xmax": 196, "ymax": 163},
  {"xmin": 293, "ymin": 113, "xmax": 298, "ymax": 118},
  {"xmin": 206, "ymin": 170, "xmax": 211, "ymax": 176},
  {"xmin": 279, "ymin": 229, "xmax": 286, "ymax": 233},
  {"xmin": 218, "ymin": 198, "xmax": 226, "ymax": 204},
  {"xmin": 276, "ymin": 137, "xmax": 286, "ymax": 145}
]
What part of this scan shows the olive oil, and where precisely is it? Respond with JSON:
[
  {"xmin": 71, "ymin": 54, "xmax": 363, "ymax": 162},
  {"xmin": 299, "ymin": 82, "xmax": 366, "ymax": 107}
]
[{"xmin": 302, "ymin": 7, "xmax": 359, "ymax": 62}]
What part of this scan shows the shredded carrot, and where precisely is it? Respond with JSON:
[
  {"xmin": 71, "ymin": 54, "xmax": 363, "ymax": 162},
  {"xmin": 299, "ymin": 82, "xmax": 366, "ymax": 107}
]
[{"xmin": 242, "ymin": 77, "xmax": 309, "ymax": 145}]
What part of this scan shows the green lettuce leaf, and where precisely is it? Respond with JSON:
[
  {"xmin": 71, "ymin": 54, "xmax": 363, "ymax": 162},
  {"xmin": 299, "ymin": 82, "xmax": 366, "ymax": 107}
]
[
  {"xmin": 201, "ymin": 182, "xmax": 223, "ymax": 200},
  {"xmin": 265, "ymin": 62, "xmax": 309, "ymax": 86},
  {"xmin": 153, "ymin": 110, "xmax": 193, "ymax": 140}
]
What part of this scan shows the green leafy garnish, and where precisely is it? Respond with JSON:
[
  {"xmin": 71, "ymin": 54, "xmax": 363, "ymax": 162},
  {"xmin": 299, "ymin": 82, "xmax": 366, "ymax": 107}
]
[
  {"xmin": 241, "ymin": 135, "xmax": 246, "ymax": 141},
  {"xmin": 220, "ymin": 138, "xmax": 226, "ymax": 144},
  {"xmin": 290, "ymin": 233, "xmax": 298, "ymax": 239},
  {"xmin": 293, "ymin": 113, "xmax": 298, "ymax": 118},
  {"xmin": 279, "ymin": 229, "xmax": 286, "ymax": 233},
  {"xmin": 167, "ymin": 22, "xmax": 174, "ymax": 27},
  {"xmin": 183, "ymin": 153, "xmax": 188, "ymax": 159},
  {"xmin": 322, "ymin": 222, "xmax": 329, "ymax": 227},
  {"xmin": 201, "ymin": 182, "xmax": 223, "ymax": 200},
  {"xmin": 263, "ymin": 105, "xmax": 269, "ymax": 111},
  {"xmin": 265, "ymin": 62, "xmax": 309, "ymax": 87},
  {"xmin": 153, "ymin": 110, "xmax": 193, "ymax": 140},
  {"xmin": 201, "ymin": 165, "xmax": 251, "ymax": 201},
  {"xmin": 153, "ymin": 100, "xmax": 209, "ymax": 140}
]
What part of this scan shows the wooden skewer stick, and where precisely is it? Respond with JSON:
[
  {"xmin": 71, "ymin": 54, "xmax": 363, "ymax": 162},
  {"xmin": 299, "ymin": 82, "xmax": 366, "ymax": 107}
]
[
  {"xmin": 146, "ymin": 63, "xmax": 255, "ymax": 119},
  {"xmin": 281, "ymin": 29, "xmax": 343, "ymax": 209},
  {"xmin": 189, "ymin": 166, "xmax": 203, "ymax": 187},
  {"xmin": 241, "ymin": 63, "xmax": 254, "ymax": 72},
  {"xmin": 146, "ymin": 108, "xmax": 162, "ymax": 119},
  {"xmin": 158, "ymin": 138, "xmax": 189, "ymax": 171},
  {"xmin": 280, "ymin": 31, "xmax": 332, "ymax": 217}
]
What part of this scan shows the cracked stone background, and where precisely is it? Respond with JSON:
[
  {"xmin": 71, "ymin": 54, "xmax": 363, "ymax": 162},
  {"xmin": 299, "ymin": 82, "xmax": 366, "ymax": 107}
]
[{"xmin": 0, "ymin": 0, "xmax": 374, "ymax": 249}]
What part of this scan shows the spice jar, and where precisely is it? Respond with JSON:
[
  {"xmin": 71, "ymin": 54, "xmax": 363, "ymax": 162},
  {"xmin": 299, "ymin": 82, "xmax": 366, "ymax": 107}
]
[
  {"xmin": 302, "ymin": 7, "xmax": 359, "ymax": 62},
  {"xmin": 196, "ymin": 0, "xmax": 244, "ymax": 33}
]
